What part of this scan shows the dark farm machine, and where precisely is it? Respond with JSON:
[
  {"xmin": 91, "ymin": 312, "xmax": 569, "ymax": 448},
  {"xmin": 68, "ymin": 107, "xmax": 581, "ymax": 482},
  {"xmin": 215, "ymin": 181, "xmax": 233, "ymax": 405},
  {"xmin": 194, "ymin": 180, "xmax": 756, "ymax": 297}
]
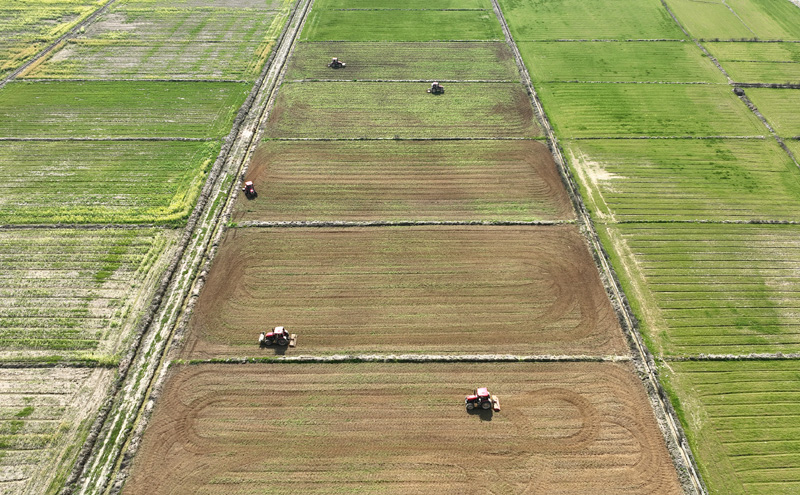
[
  {"xmin": 242, "ymin": 181, "xmax": 257, "ymax": 199},
  {"xmin": 427, "ymin": 82, "xmax": 445, "ymax": 94},
  {"xmin": 258, "ymin": 326, "xmax": 297, "ymax": 348},
  {"xmin": 328, "ymin": 57, "xmax": 346, "ymax": 69},
  {"xmin": 465, "ymin": 387, "xmax": 500, "ymax": 412}
]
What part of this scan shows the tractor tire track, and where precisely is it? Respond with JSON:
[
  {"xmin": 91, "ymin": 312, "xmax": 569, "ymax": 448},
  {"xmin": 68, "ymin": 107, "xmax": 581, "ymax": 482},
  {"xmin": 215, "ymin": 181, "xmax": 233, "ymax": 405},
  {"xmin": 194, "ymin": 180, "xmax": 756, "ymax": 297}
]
[{"xmin": 489, "ymin": 0, "xmax": 706, "ymax": 493}]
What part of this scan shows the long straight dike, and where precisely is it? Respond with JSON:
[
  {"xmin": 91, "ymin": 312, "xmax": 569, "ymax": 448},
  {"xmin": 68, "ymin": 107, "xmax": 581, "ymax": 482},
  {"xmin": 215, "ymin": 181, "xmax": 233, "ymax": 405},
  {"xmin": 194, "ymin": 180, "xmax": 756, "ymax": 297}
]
[
  {"xmin": 56, "ymin": 1, "xmax": 316, "ymax": 493},
  {"xmin": 488, "ymin": 1, "xmax": 705, "ymax": 493}
]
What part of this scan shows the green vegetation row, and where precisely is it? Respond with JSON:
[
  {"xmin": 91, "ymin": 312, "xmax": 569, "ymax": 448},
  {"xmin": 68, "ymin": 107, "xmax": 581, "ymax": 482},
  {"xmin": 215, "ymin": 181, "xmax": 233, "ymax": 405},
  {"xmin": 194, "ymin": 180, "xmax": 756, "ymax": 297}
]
[
  {"xmin": 0, "ymin": 140, "xmax": 219, "ymax": 225},
  {"xmin": 665, "ymin": 0, "xmax": 800, "ymax": 40},
  {"xmin": 0, "ymin": 228, "xmax": 173, "ymax": 356},
  {"xmin": 706, "ymin": 42, "xmax": 800, "ymax": 84},
  {"xmin": 664, "ymin": 360, "xmax": 800, "ymax": 494}
]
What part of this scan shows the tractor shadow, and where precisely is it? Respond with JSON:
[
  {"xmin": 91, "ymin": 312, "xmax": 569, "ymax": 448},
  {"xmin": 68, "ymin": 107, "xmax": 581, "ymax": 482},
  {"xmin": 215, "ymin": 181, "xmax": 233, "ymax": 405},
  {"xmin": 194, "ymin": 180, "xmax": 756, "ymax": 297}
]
[
  {"xmin": 259, "ymin": 345, "xmax": 288, "ymax": 356},
  {"xmin": 467, "ymin": 408, "xmax": 494, "ymax": 422}
]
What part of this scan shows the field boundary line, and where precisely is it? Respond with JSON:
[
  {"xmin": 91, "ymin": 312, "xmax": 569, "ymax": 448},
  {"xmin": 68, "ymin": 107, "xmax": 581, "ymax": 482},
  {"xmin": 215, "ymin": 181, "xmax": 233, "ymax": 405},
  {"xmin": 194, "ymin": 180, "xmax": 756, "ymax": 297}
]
[
  {"xmin": 667, "ymin": 353, "xmax": 800, "ymax": 361},
  {"xmin": 268, "ymin": 136, "xmax": 541, "ymax": 141},
  {"xmin": 659, "ymin": 0, "xmax": 800, "ymax": 171},
  {"xmin": 236, "ymin": 220, "xmax": 575, "ymax": 228},
  {"xmin": 491, "ymin": 0, "xmax": 706, "ymax": 492},
  {"xmin": 570, "ymin": 135, "xmax": 765, "ymax": 140},
  {"xmin": 179, "ymin": 354, "xmax": 633, "ymax": 364},
  {"xmin": 0, "ymin": 0, "xmax": 118, "ymax": 90},
  {"xmin": 58, "ymin": 0, "xmax": 315, "ymax": 492},
  {"xmin": 544, "ymin": 80, "xmax": 718, "ymax": 85}
]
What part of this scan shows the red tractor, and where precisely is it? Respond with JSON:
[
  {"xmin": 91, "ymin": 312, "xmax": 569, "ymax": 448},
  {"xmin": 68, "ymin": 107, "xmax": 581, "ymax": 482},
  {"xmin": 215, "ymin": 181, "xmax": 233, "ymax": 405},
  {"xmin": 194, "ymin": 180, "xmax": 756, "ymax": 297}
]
[
  {"xmin": 465, "ymin": 387, "xmax": 500, "ymax": 411},
  {"xmin": 427, "ymin": 82, "xmax": 445, "ymax": 94},
  {"xmin": 328, "ymin": 57, "xmax": 346, "ymax": 69},
  {"xmin": 242, "ymin": 181, "xmax": 257, "ymax": 199},
  {"xmin": 258, "ymin": 326, "xmax": 297, "ymax": 347}
]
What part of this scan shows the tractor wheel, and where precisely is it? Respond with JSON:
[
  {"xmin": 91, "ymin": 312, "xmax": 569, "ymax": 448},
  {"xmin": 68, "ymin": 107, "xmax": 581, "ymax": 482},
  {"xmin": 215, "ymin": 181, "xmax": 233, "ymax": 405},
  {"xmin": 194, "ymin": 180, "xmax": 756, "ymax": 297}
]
[
  {"xmin": 277, "ymin": 337, "xmax": 288, "ymax": 346},
  {"xmin": 466, "ymin": 402, "xmax": 475, "ymax": 411},
  {"xmin": 481, "ymin": 401, "xmax": 492, "ymax": 410},
  {"xmin": 264, "ymin": 338, "xmax": 273, "ymax": 346}
]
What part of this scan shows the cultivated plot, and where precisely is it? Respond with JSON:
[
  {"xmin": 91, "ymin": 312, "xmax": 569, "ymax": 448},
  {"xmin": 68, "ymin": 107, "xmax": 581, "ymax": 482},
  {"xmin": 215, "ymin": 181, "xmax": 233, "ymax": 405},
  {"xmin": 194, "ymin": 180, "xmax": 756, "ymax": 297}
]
[
  {"xmin": 497, "ymin": 0, "xmax": 685, "ymax": 40},
  {"xmin": 665, "ymin": 360, "xmax": 800, "ymax": 494},
  {"xmin": 565, "ymin": 138, "xmax": 800, "ymax": 222},
  {"xmin": 300, "ymin": 9, "xmax": 503, "ymax": 42},
  {"xmin": 285, "ymin": 41, "xmax": 519, "ymax": 81},
  {"xmin": 0, "ymin": 0, "xmax": 101, "ymax": 78},
  {"xmin": 24, "ymin": 6, "xmax": 288, "ymax": 80},
  {"xmin": 264, "ymin": 82, "xmax": 541, "ymax": 138},
  {"xmin": 0, "ymin": 367, "xmax": 113, "ymax": 495},
  {"xmin": 664, "ymin": 0, "xmax": 756, "ymax": 40},
  {"xmin": 603, "ymin": 223, "xmax": 800, "ymax": 356},
  {"xmin": 746, "ymin": 88, "xmax": 800, "ymax": 138},
  {"xmin": 0, "ymin": 81, "xmax": 248, "ymax": 139},
  {"xmin": 0, "ymin": 140, "xmax": 219, "ymax": 224},
  {"xmin": 123, "ymin": 362, "xmax": 682, "ymax": 494},
  {"xmin": 517, "ymin": 41, "xmax": 726, "ymax": 83},
  {"xmin": 726, "ymin": 0, "xmax": 800, "ymax": 40},
  {"xmin": 313, "ymin": 0, "xmax": 492, "ymax": 8},
  {"xmin": 182, "ymin": 226, "xmax": 626, "ymax": 358},
  {"xmin": 0, "ymin": 228, "xmax": 177, "ymax": 359},
  {"xmin": 235, "ymin": 140, "xmax": 574, "ymax": 222},
  {"xmin": 536, "ymin": 83, "xmax": 765, "ymax": 137},
  {"xmin": 706, "ymin": 42, "xmax": 800, "ymax": 84}
]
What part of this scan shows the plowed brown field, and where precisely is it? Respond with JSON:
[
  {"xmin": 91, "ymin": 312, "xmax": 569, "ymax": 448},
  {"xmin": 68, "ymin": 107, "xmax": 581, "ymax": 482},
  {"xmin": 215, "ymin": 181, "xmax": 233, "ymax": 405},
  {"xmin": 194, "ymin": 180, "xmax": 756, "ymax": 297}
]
[
  {"xmin": 181, "ymin": 225, "xmax": 626, "ymax": 358},
  {"xmin": 234, "ymin": 140, "xmax": 574, "ymax": 222},
  {"xmin": 122, "ymin": 362, "xmax": 682, "ymax": 494}
]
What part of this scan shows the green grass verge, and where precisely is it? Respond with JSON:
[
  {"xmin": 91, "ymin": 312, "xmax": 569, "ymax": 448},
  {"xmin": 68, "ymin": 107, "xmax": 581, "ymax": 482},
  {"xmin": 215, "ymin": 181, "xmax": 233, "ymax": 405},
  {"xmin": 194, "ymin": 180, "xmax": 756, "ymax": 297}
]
[
  {"xmin": 706, "ymin": 42, "xmax": 800, "ymax": 83},
  {"xmin": 564, "ymin": 138, "xmax": 800, "ymax": 221},
  {"xmin": 747, "ymin": 88, "xmax": 800, "ymax": 138},
  {"xmin": 0, "ymin": 0, "xmax": 103, "ymax": 78},
  {"xmin": 537, "ymin": 82, "xmax": 765, "ymax": 137},
  {"xmin": 24, "ymin": 7, "xmax": 288, "ymax": 80},
  {"xmin": 497, "ymin": 0, "xmax": 685, "ymax": 40},
  {"xmin": 518, "ymin": 41, "xmax": 726, "ymax": 83},
  {"xmin": 0, "ymin": 140, "xmax": 219, "ymax": 224},
  {"xmin": 609, "ymin": 223, "xmax": 800, "ymax": 356},
  {"xmin": 0, "ymin": 228, "xmax": 173, "ymax": 356},
  {"xmin": 0, "ymin": 80, "xmax": 248, "ymax": 138},
  {"xmin": 664, "ymin": 0, "xmax": 755, "ymax": 40},
  {"xmin": 264, "ymin": 81, "xmax": 541, "ymax": 138},
  {"xmin": 300, "ymin": 9, "xmax": 503, "ymax": 41},
  {"xmin": 285, "ymin": 41, "xmax": 519, "ymax": 81},
  {"xmin": 664, "ymin": 360, "xmax": 800, "ymax": 494}
]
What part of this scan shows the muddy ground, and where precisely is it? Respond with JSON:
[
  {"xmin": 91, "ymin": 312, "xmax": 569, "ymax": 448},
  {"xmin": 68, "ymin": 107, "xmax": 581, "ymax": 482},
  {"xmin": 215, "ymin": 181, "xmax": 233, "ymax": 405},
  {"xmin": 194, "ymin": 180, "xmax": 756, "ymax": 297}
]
[
  {"xmin": 180, "ymin": 225, "xmax": 626, "ymax": 358},
  {"xmin": 122, "ymin": 362, "xmax": 682, "ymax": 494}
]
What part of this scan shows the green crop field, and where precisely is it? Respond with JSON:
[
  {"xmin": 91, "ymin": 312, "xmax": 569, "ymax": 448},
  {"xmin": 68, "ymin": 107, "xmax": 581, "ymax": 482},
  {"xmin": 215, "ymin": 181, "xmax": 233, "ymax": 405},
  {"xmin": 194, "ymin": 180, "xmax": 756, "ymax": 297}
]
[
  {"xmin": 497, "ymin": 0, "xmax": 685, "ymax": 40},
  {"xmin": 0, "ymin": 367, "xmax": 113, "ymax": 495},
  {"xmin": 517, "ymin": 41, "xmax": 726, "ymax": 83},
  {"xmin": 300, "ymin": 9, "xmax": 503, "ymax": 41},
  {"xmin": 706, "ymin": 42, "xmax": 800, "ymax": 83},
  {"xmin": 664, "ymin": 0, "xmax": 755, "ymax": 40},
  {"xmin": 746, "ymin": 88, "xmax": 800, "ymax": 138},
  {"xmin": 565, "ymin": 138, "xmax": 800, "ymax": 222},
  {"xmin": 0, "ymin": 80, "xmax": 248, "ymax": 138},
  {"xmin": 602, "ymin": 223, "xmax": 800, "ymax": 356},
  {"xmin": 313, "ymin": 0, "xmax": 492, "ymax": 8},
  {"xmin": 0, "ymin": 228, "xmax": 176, "ymax": 358},
  {"xmin": 664, "ymin": 360, "xmax": 800, "ymax": 494},
  {"xmin": 285, "ymin": 42, "xmax": 519, "ymax": 81},
  {"xmin": 236, "ymin": 139, "xmax": 574, "ymax": 222},
  {"xmin": 24, "ymin": 6, "xmax": 288, "ymax": 80},
  {"xmin": 0, "ymin": 140, "xmax": 219, "ymax": 224},
  {"xmin": 264, "ymin": 81, "xmax": 541, "ymax": 138},
  {"xmin": 536, "ymin": 83, "xmax": 765, "ymax": 137},
  {"xmin": 0, "ymin": 0, "xmax": 102, "ymax": 78},
  {"xmin": 726, "ymin": 0, "xmax": 800, "ymax": 40}
]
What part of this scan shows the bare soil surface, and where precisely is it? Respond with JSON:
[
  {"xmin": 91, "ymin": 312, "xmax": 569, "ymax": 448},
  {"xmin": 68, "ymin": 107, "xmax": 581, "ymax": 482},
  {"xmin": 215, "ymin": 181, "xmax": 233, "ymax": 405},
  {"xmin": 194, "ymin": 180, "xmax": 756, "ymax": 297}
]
[
  {"xmin": 181, "ymin": 225, "xmax": 626, "ymax": 358},
  {"xmin": 122, "ymin": 362, "xmax": 682, "ymax": 494},
  {"xmin": 234, "ymin": 139, "xmax": 575, "ymax": 222}
]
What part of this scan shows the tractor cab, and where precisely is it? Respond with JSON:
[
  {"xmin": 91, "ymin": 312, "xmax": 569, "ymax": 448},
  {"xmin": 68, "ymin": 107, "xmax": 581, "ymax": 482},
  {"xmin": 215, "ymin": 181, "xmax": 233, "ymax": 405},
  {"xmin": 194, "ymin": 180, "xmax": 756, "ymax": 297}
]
[
  {"xmin": 242, "ymin": 181, "xmax": 257, "ymax": 199},
  {"xmin": 328, "ymin": 57, "xmax": 346, "ymax": 69},
  {"xmin": 427, "ymin": 82, "xmax": 445, "ymax": 94},
  {"xmin": 259, "ymin": 326, "xmax": 297, "ymax": 348},
  {"xmin": 465, "ymin": 387, "xmax": 500, "ymax": 411}
]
